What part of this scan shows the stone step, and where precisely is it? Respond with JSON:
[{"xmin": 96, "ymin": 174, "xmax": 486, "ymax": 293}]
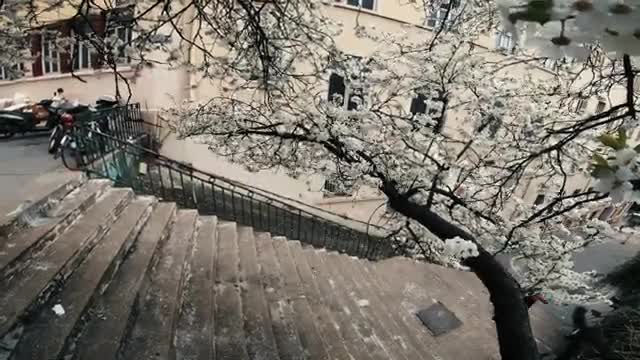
[
  {"xmin": 287, "ymin": 241, "xmax": 352, "ymax": 360},
  {"xmin": 363, "ymin": 258, "xmax": 499, "ymax": 359},
  {"xmin": 175, "ymin": 215, "xmax": 218, "ymax": 360},
  {"xmin": 254, "ymin": 232, "xmax": 305, "ymax": 360},
  {"xmin": 236, "ymin": 226, "xmax": 279, "ymax": 359},
  {"xmin": 315, "ymin": 251, "xmax": 393, "ymax": 360},
  {"xmin": 214, "ymin": 222, "xmax": 249, "ymax": 359},
  {"xmin": 272, "ymin": 236, "xmax": 329, "ymax": 359},
  {"xmin": 359, "ymin": 259, "xmax": 466, "ymax": 359},
  {"xmin": 11, "ymin": 198, "xmax": 154, "ymax": 359},
  {"xmin": 301, "ymin": 248, "xmax": 379, "ymax": 360},
  {"xmin": 324, "ymin": 252, "xmax": 410, "ymax": 360},
  {"xmin": 121, "ymin": 210, "xmax": 198, "ymax": 359},
  {"xmin": 337, "ymin": 256, "xmax": 435, "ymax": 360},
  {"xmin": 0, "ymin": 174, "xmax": 83, "ymax": 238},
  {"xmin": 0, "ymin": 179, "xmax": 111, "ymax": 280},
  {"xmin": 0, "ymin": 188, "xmax": 133, "ymax": 338},
  {"xmin": 70, "ymin": 202, "xmax": 176, "ymax": 360}
]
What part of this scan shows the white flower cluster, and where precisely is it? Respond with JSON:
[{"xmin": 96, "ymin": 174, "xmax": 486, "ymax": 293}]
[
  {"xmin": 594, "ymin": 147, "xmax": 640, "ymax": 202},
  {"xmin": 497, "ymin": 0, "xmax": 640, "ymax": 58},
  {"xmin": 591, "ymin": 130, "xmax": 640, "ymax": 203},
  {"xmin": 443, "ymin": 236, "xmax": 480, "ymax": 259}
]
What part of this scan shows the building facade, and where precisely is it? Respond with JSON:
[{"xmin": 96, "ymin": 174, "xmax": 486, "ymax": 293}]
[{"xmin": 0, "ymin": 0, "xmax": 635, "ymax": 225}]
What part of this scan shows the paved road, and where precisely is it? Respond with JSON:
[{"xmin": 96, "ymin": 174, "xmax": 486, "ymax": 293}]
[{"xmin": 0, "ymin": 132, "xmax": 62, "ymax": 206}]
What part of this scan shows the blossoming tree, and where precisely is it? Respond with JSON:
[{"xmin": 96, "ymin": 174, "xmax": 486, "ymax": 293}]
[
  {"xmin": 164, "ymin": 1, "xmax": 640, "ymax": 358},
  {"xmin": 2, "ymin": 0, "xmax": 640, "ymax": 359}
]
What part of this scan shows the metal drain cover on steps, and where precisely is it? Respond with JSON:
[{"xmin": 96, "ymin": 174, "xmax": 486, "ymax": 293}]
[{"xmin": 416, "ymin": 302, "xmax": 463, "ymax": 336}]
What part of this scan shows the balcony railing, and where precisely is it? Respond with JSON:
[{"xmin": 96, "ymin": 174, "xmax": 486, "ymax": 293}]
[{"xmin": 67, "ymin": 121, "xmax": 397, "ymax": 260}]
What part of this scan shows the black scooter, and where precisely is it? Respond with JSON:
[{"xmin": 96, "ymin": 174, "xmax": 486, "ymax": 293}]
[
  {"xmin": 0, "ymin": 99, "xmax": 57, "ymax": 139},
  {"xmin": 48, "ymin": 96, "xmax": 119, "ymax": 154},
  {"xmin": 53, "ymin": 97, "xmax": 120, "ymax": 168}
]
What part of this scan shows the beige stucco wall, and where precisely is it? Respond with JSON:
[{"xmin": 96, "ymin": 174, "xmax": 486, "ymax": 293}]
[
  {"xmin": 1, "ymin": 0, "xmax": 635, "ymax": 223},
  {"xmin": 0, "ymin": 63, "xmax": 187, "ymax": 110}
]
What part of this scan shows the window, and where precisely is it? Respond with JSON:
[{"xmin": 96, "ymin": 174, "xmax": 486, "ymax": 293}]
[
  {"xmin": 346, "ymin": 0, "xmax": 375, "ymax": 10},
  {"xmin": 323, "ymin": 179, "xmax": 351, "ymax": 196},
  {"xmin": 106, "ymin": 25, "xmax": 133, "ymax": 64},
  {"xmin": 599, "ymin": 206, "xmax": 615, "ymax": 221},
  {"xmin": 495, "ymin": 31, "xmax": 515, "ymax": 53},
  {"xmin": 106, "ymin": 6, "xmax": 134, "ymax": 64},
  {"xmin": 540, "ymin": 57, "xmax": 576, "ymax": 71},
  {"xmin": 327, "ymin": 72, "xmax": 364, "ymax": 110},
  {"xmin": 0, "ymin": 65, "xmax": 20, "ymax": 80},
  {"xmin": 595, "ymin": 99, "xmax": 606, "ymax": 113},
  {"xmin": 328, "ymin": 73, "xmax": 346, "ymax": 106},
  {"xmin": 42, "ymin": 31, "xmax": 60, "ymax": 74},
  {"xmin": 410, "ymin": 92, "xmax": 446, "ymax": 132},
  {"xmin": 410, "ymin": 94, "xmax": 428, "ymax": 115},
  {"xmin": 575, "ymin": 97, "xmax": 588, "ymax": 113},
  {"xmin": 426, "ymin": 0, "xmax": 461, "ymax": 29},
  {"xmin": 73, "ymin": 39, "xmax": 93, "ymax": 70},
  {"xmin": 72, "ymin": 21, "xmax": 96, "ymax": 70}
]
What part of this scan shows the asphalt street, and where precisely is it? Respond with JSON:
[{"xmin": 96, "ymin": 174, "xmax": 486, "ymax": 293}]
[{"xmin": 0, "ymin": 132, "xmax": 62, "ymax": 204}]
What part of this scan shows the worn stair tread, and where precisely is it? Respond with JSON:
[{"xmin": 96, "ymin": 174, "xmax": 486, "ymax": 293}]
[
  {"xmin": 122, "ymin": 209, "xmax": 197, "ymax": 359},
  {"xmin": 302, "ymin": 248, "xmax": 379, "ymax": 360},
  {"xmin": 326, "ymin": 253, "xmax": 413, "ymax": 360},
  {"xmin": 287, "ymin": 241, "xmax": 352, "ymax": 360},
  {"xmin": 340, "ymin": 256, "xmax": 437, "ymax": 360},
  {"xmin": 0, "ymin": 180, "xmax": 111, "ymax": 278},
  {"xmin": 214, "ymin": 222, "xmax": 249, "ymax": 360},
  {"xmin": 0, "ymin": 174, "xmax": 83, "ymax": 238},
  {"xmin": 72, "ymin": 202, "xmax": 176, "ymax": 360},
  {"xmin": 254, "ymin": 232, "xmax": 306, "ymax": 360},
  {"xmin": 272, "ymin": 236, "xmax": 329, "ymax": 359},
  {"xmin": 12, "ymin": 198, "xmax": 154, "ymax": 359},
  {"xmin": 361, "ymin": 259, "xmax": 496, "ymax": 359},
  {"xmin": 318, "ymin": 251, "xmax": 393, "ymax": 360},
  {"xmin": 236, "ymin": 226, "xmax": 279, "ymax": 359},
  {"xmin": 359, "ymin": 260, "xmax": 457, "ymax": 358},
  {"xmin": 175, "ymin": 216, "xmax": 217, "ymax": 360},
  {"xmin": 0, "ymin": 188, "xmax": 133, "ymax": 338}
]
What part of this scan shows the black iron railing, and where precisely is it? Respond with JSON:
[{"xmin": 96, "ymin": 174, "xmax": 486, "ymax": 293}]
[
  {"xmin": 89, "ymin": 103, "xmax": 145, "ymax": 141},
  {"xmin": 69, "ymin": 126, "xmax": 396, "ymax": 260}
]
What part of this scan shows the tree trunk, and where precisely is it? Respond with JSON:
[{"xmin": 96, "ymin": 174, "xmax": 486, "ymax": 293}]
[{"xmin": 384, "ymin": 184, "xmax": 539, "ymax": 360}]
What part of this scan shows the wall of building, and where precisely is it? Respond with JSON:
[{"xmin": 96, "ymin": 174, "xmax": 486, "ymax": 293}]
[{"xmin": 2, "ymin": 0, "xmax": 637, "ymax": 225}]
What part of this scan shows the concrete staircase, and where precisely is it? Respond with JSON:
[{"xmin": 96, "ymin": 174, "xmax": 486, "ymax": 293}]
[{"xmin": 0, "ymin": 179, "xmax": 500, "ymax": 360}]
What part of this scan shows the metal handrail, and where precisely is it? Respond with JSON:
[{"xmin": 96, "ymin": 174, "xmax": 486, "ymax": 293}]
[{"xmin": 70, "ymin": 125, "xmax": 396, "ymax": 259}]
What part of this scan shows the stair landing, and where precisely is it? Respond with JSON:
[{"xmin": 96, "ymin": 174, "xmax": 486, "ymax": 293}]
[{"xmin": 0, "ymin": 179, "xmax": 501, "ymax": 359}]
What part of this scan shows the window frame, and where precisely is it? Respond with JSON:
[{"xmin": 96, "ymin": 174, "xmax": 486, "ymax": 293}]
[
  {"xmin": 345, "ymin": 0, "xmax": 376, "ymax": 11},
  {"xmin": 41, "ymin": 31, "xmax": 61, "ymax": 74},
  {"xmin": 425, "ymin": 0, "xmax": 461, "ymax": 29},
  {"xmin": 105, "ymin": 5, "xmax": 135, "ymax": 65},
  {"xmin": 495, "ymin": 31, "xmax": 515, "ymax": 53},
  {"xmin": 327, "ymin": 71, "xmax": 366, "ymax": 111},
  {"xmin": 410, "ymin": 91, "xmax": 447, "ymax": 132},
  {"xmin": 575, "ymin": 97, "xmax": 589, "ymax": 113},
  {"xmin": 72, "ymin": 31, "xmax": 95, "ymax": 70}
]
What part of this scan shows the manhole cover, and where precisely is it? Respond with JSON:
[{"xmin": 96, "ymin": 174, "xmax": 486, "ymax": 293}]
[{"xmin": 416, "ymin": 302, "xmax": 463, "ymax": 336}]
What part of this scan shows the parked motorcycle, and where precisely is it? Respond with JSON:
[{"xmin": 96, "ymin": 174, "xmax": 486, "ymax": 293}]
[
  {"xmin": 0, "ymin": 99, "xmax": 57, "ymax": 139},
  {"xmin": 48, "ymin": 96, "xmax": 119, "ymax": 155},
  {"xmin": 53, "ymin": 96, "xmax": 120, "ymax": 169},
  {"xmin": 48, "ymin": 102, "xmax": 89, "ymax": 154}
]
